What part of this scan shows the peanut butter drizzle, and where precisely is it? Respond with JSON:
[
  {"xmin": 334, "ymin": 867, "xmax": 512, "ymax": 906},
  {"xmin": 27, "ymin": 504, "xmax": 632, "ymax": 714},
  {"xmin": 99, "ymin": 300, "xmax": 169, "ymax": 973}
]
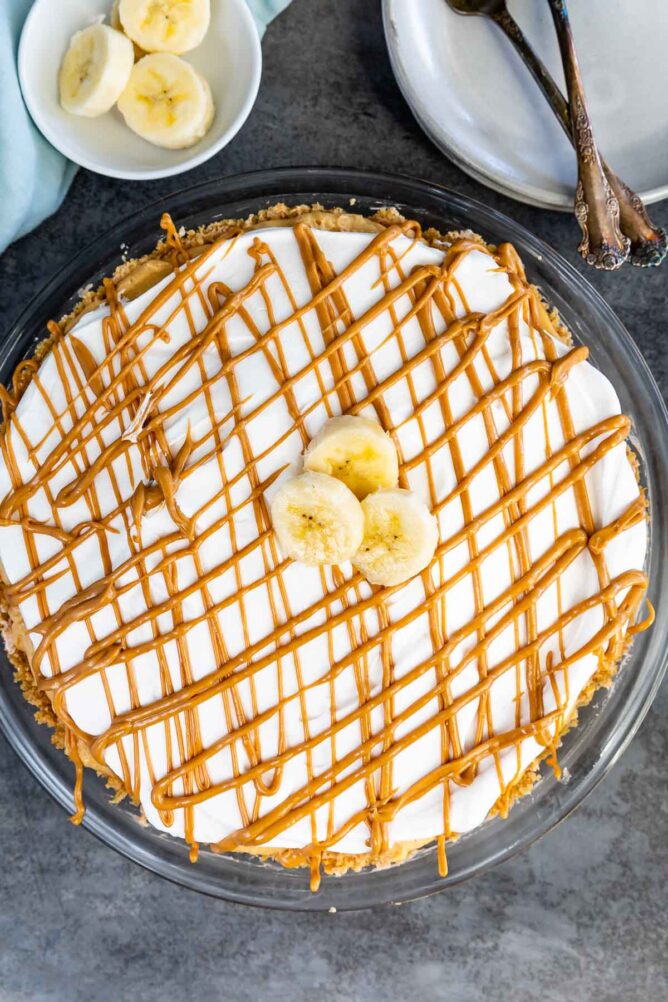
[{"xmin": 0, "ymin": 216, "xmax": 650, "ymax": 889}]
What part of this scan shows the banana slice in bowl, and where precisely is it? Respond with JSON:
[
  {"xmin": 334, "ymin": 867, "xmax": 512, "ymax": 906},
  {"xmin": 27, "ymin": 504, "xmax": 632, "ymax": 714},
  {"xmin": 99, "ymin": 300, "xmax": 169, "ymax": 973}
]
[
  {"xmin": 118, "ymin": 0, "xmax": 211, "ymax": 55},
  {"xmin": 304, "ymin": 415, "xmax": 399, "ymax": 500},
  {"xmin": 110, "ymin": 0, "xmax": 145, "ymax": 59},
  {"xmin": 270, "ymin": 472, "xmax": 365, "ymax": 567},
  {"xmin": 353, "ymin": 489, "xmax": 439, "ymax": 587},
  {"xmin": 59, "ymin": 23, "xmax": 134, "ymax": 117},
  {"xmin": 117, "ymin": 53, "xmax": 215, "ymax": 149}
]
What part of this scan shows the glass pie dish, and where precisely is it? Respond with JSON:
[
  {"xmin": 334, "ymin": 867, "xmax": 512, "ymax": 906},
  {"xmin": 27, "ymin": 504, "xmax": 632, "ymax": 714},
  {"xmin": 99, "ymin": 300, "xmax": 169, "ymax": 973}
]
[{"xmin": 1, "ymin": 167, "xmax": 666, "ymax": 911}]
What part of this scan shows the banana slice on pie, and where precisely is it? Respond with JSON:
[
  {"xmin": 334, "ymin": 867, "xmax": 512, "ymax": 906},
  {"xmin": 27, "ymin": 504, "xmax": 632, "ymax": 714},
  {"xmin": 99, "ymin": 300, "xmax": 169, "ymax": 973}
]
[
  {"xmin": 270, "ymin": 472, "xmax": 364, "ymax": 566},
  {"xmin": 353, "ymin": 488, "xmax": 439, "ymax": 586},
  {"xmin": 304, "ymin": 415, "xmax": 399, "ymax": 500}
]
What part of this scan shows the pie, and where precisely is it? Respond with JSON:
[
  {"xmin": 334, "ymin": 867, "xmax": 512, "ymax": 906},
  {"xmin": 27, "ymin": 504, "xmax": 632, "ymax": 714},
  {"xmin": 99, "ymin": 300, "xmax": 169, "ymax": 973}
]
[{"xmin": 0, "ymin": 204, "xmax": 650, "ymax": 889}]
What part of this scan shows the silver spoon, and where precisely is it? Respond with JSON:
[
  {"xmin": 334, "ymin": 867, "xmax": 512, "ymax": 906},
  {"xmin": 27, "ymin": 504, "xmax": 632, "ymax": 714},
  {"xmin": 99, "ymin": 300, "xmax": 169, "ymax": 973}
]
[{"xmin": 445, "ymin": 0, "xmax": 667, "ymax": 268}]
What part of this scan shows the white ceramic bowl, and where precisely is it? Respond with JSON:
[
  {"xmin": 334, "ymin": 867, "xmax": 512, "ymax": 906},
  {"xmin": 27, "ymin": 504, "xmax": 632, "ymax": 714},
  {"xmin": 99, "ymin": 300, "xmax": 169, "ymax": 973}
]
[{"xmin": 19, "ymin": 0, "xmax": 262, "ymax": 181}]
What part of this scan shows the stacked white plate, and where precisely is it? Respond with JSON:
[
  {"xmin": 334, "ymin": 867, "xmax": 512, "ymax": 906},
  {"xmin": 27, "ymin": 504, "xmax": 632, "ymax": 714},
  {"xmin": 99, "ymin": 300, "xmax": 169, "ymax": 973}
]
[{"xmin": 383, "ymin": 0, "xmax": 668, "ymax": 210}]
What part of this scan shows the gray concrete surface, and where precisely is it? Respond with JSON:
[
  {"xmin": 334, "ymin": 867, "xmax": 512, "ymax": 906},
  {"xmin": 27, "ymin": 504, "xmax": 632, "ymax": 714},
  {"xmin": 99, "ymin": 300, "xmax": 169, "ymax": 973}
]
[{"xmin": 0, "ymin": 1, "xmax": 666, "ymax": 999}]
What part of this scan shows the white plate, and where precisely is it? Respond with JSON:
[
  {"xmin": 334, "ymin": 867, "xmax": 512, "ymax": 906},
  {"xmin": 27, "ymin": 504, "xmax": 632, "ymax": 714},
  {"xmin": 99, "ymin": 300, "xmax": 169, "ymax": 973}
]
[
  {"xmin": 19, "ymin": 0, "xmax": 262, "ymax": 181},
  {"xmin": 383, "ymin": 0, "xmax": 668, "ymax": 211}
]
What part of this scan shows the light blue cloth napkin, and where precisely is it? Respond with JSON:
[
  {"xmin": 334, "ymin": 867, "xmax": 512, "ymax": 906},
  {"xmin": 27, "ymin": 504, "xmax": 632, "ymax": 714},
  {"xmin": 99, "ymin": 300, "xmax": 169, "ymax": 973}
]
[
  {"xmin": 246, "ymin": 0, "xmax": 294, "ymax": 34},
  {"xmin": 1, "ymin": 0, "xmax": 78, "ymax": 254},
  {"xmin": 0, "ymin": 0, "xmax": 293, "ymax": 255}
]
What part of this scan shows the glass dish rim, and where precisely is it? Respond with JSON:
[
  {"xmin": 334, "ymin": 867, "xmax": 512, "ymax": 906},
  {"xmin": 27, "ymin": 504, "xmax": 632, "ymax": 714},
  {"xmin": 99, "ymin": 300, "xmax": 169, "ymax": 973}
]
[{"xmin": 1, "ymin": 166, "xmax": 666, "ymax": 911}]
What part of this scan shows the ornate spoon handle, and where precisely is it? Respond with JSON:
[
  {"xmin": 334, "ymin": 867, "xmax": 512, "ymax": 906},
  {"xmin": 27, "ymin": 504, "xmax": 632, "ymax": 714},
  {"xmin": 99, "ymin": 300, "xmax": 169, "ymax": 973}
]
[
  {"xmin": 492, "ymin": 8, "xmax": 666, "ymax": 267},
  {"xmin": 546, "ymin": 0, "xmax": 628, "ymax": 270}
]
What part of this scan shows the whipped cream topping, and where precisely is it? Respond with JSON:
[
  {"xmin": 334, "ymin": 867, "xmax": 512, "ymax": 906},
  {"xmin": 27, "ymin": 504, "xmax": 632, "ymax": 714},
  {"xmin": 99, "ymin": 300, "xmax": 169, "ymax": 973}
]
[{"xmin": 0, "ymin": 221, "xmax": 647, "ymax": 869}]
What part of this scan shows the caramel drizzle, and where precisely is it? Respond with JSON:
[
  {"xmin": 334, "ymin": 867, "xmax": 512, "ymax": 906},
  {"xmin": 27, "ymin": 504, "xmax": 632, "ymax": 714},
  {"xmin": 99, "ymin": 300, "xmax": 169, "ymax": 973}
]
[{"xmin": 0, "ymin": 217, "xmax": 649, "ymax": 891}]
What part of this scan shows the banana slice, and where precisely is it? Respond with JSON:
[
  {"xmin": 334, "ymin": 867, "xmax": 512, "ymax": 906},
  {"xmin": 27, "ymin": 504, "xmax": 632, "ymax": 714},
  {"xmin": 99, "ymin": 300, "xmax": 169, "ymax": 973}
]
[
  {"xmin": 270, "ymin": 472, "xmax": 364, "ymax": 566},
  {"xmin": 303, "ymin": 415, "xmax": 399, "ymax": 500},
  {"xmin": 110, "ymin": 0, "xmax": 144, "ymax": 59},
  {"xmin": 110, "ymin": 0, "xmax": 123, "ymax": 28},
  {"xmin": 59, "ymin": 24, "xmax": 135, "ymax": 118},
  {"xmin": 353, "ymin": 489, "xmax": 438, "ymax": 587},
  {"xmin": 118, "ymin": 0, "xmax": 210, "ymax": 54},
  {"xmin": 117, "ymin": 53, "xmax": 215, "ymax": 149}
]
